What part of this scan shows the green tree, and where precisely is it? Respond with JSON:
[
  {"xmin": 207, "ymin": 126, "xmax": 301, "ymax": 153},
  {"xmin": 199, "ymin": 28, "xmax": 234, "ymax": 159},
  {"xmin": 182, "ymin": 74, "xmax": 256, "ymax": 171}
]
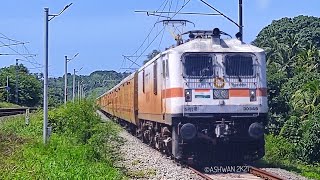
[
  {"xmin": 292, "ymin": 79, "xmax": 320, "ymax": 117},
  {"xmin": 143, "ymin": 50, "xmax": 160, "ymax": 65},
  {"xmin": 0, "ymin": 64, "xmax": 42, "ymax": 107},
  {"xmin": 254, "ymin": 15, "xmax": 320, "ymax": 135}
]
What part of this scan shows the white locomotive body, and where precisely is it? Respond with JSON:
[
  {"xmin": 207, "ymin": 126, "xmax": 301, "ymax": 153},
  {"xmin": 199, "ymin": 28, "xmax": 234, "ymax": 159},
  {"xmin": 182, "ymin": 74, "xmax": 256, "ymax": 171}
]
[{"xmin": 98, "ymin": 29, "xmax": 268, "ymax": 165}]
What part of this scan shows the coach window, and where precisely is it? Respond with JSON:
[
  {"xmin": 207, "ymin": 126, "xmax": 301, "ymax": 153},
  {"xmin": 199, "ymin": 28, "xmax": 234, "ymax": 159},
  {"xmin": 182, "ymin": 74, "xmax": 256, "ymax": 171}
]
[
  {"xmin": 153, "ymin": 62, "xmax": 158, "ymax": 95},
  {"xmin": 142, "ymin": 70, "xmax": 145, "ymax": 93}
]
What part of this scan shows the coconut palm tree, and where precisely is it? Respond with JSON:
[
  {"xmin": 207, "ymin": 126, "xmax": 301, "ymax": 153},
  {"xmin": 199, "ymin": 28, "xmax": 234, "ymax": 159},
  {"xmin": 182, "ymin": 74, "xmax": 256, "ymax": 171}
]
[{"xmin": 292, "ymin": 79, "xmax": 320, "ymax": 117}]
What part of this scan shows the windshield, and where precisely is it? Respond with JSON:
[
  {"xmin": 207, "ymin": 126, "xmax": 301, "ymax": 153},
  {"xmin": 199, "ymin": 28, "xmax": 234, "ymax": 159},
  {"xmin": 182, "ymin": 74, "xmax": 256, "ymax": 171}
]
[
  {"xmin": 225, "ymin": 55, "xmax": 254, "ymax": 76},
  {"xmin": 184, "ymin": 54, "xmax": 214, "ymax": 77}
]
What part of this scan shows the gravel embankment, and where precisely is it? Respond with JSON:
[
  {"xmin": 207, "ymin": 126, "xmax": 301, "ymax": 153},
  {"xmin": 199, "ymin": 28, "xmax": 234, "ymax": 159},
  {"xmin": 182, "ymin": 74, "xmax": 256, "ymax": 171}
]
[
  {"xmin": 97, "ymin": 111, "xmax": 312, "ymax": 180},
  {"xmin": 116, "ymin": 130, "xmax": 203, "ymax": 180},
  {"xmin": 97, "ymin": 110, "xmax": 203, "ymax": 180},
  {"xmin": 262, "ymin": 168, "xmax": 312, "ymax": 180}
]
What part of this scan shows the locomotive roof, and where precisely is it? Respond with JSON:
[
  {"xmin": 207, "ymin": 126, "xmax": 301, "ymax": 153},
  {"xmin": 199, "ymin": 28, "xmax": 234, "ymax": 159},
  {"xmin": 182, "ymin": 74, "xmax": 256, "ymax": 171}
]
[
  {"xmin": 138, "ymin": 37, "xmax": 264, "ymax": 71},
  {"xmin": 171, "ymin": 38, "xmax": 264, "ymax": 53},
  {"xmin": 97, "ymin": 37, "xmax": 265, "ymax": 99}
]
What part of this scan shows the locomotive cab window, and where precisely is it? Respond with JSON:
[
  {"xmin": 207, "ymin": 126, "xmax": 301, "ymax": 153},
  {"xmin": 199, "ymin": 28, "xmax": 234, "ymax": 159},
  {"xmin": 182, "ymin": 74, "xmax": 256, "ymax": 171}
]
[
  {"xmin": 183, "ymin": 54, "xmax": 214, "ymax": 77},
  {"xmin": 224, "ymin": 55, "xmax": 254, "ymax": 77}
]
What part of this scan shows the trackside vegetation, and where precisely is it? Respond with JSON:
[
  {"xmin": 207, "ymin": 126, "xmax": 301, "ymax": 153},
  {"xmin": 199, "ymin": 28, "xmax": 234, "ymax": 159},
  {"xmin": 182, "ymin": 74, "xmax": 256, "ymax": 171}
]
[
  {"xmin": 254, "ymin": 15, "xmax": 320, "ymax": 180},
  {"xmin": 0, "ymin": 100, "xmax": 125, "ymax": 179}
]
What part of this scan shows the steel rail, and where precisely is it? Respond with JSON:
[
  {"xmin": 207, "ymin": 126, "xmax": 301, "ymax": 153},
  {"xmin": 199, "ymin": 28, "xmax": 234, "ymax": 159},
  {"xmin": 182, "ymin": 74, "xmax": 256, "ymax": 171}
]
[
  {"xmin": 98, "ymin": 111, "xmax": 284, "ymax": 180},
  {"xmin": 188, "ymin": 166, "xmax": 213, "ymax": 180},
  {"xmin": 189, "ymin": 166, "xmax": 285, "ymax": 180},
  {"xmin": 0, "ymin": 107, "xmax": 37, "ymax": 117},
  {"xmin": 249, "ymin": 166, "xmax": 284, "ymax": 180}
]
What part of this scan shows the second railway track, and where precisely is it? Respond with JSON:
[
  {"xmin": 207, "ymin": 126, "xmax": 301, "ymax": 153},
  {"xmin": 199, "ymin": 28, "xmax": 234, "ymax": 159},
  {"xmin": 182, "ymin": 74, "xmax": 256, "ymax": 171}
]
[{"xmin": 0, "ymin": 107, "xmax": 36, "ymax": 117}]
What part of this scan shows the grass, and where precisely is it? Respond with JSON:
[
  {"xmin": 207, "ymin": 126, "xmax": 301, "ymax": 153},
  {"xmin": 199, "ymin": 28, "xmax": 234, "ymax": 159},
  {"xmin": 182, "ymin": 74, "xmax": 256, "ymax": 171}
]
[
  {"xmin": 0, "ymin": 102, "xmax": 20, "ymax": 108},
  {"xmin": 0, "ymin": 100, "xmax": 126, "ymax": 179},
  {"xmin": 126, "ymin": 168, "xmax": 157, "ymax": 179},
  {"xmin": 261, "ymin": 135, "xmax": 320, "ymax": 180}
]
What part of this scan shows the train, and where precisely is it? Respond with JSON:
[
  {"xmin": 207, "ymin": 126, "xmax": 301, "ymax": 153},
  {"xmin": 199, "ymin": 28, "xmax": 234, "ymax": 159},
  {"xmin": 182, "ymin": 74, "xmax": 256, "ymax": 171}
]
[{"xmin": 97, "ymin": 28, "xmax": 268, "ymax": 165}]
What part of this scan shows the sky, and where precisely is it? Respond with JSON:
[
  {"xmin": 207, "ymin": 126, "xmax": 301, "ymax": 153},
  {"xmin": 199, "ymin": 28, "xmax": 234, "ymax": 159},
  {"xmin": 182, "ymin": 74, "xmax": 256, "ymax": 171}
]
[{"xmin": 0, "ymin": 0, "xmax": 319, "ymax": 77}]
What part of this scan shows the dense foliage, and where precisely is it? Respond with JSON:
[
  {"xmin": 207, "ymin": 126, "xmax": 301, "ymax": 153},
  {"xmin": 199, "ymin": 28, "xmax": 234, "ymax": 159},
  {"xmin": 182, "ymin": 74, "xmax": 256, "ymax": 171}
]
[
  {"xmin": 143, "ymin": 49, "xmax": 161, "ymax": 65},
  {"xmin": 48, "ymin": 70, "xmax": 129, "ymax": 107},
  {"xmin": 254, "ymin": 15, "xmax": 320, "ymax": 165},
  {"xmin": 0, "ymin": 64, "xmax": 42, "ymax": 107},
  {"xmin": 0, "ymin": 100, "xmax": 125, "ymax": 179}
]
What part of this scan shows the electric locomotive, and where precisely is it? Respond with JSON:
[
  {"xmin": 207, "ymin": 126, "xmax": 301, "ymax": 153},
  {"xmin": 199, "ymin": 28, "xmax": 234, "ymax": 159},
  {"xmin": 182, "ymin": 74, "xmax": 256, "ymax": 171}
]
[{"xmin": 97, "ymin": 28, "xmax": 267, "ymax": 165}]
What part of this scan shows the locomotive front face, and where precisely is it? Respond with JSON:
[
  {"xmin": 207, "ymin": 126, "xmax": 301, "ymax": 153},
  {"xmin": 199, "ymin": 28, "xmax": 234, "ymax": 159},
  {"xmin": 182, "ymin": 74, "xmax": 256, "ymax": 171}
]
[
  {"xmin": 172, "ymin": 49, "xmax": 268, "ymax": 164},
  {"xmin": 182, "ymin": 52, "xmax": 268, "ymax": 117}
]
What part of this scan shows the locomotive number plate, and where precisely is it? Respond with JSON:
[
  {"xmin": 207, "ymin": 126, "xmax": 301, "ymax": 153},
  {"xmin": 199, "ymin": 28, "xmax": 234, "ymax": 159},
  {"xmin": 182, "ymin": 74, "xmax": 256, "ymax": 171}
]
[
  {"xmin": 243, "ymin": 106, "xmax": 259, "ymax": 111},
  {"xmin": 184, "ymin": 106, "xmax": 199, "ymax": 112}
]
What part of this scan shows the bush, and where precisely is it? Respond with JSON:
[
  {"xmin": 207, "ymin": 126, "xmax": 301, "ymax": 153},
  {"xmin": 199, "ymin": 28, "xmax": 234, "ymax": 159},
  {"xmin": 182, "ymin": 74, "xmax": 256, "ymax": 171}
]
[
  {"xmin": 297, "ymin": 113, "xmax": 320, "ymax": 164},
  {"xmin": 48, "ymin": 100, "xmax": 101, "ymax": 143},
  {"xmin": 264, "ymin": 135, "xmax": 296, "ymax": 164},
  {"xmin": 0, "ymin": 100, "xmax": 125, "ymax": 179},
  {"xmin": 280, "ymin": 116, "xmax": 302, "ymax": 145}
]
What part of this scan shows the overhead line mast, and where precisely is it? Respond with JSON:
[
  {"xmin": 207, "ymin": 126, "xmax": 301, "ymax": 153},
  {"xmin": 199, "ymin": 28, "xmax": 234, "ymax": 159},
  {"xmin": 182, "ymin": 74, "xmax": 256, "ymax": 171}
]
[{"xmin": 239, "ymin": 0, "xmax": 243, "ymax": 41}]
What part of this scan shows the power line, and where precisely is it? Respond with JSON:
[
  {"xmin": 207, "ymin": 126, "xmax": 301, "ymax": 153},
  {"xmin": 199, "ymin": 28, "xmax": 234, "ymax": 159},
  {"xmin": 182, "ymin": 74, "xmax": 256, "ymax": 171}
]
[
  {"xmin": 128, "ymin": 0, "xmax": 191, "ymax": 68},
  {"xmin": 199, "ymin": 0, "xmax": 240, "ymax": 28},
  {"xmin": 0, "ymin": 42, "xmax": 29, "ymax": 48},
  {"xmin": 0, "ymin": 40, "xmax": 42, "ymax": 73},
  {"xmin": 0, "ymin": 33, "xmax": 24, "ymax": 43},
  {"xmin": 132, "ymin": 0, "xmax": 169, "ymax": 57},
  {"xmin": 0, "ymin": 33, "xmax": 42, "ymax": 68},
  {"xmin": 121, "ymin": 0, "xmax": 170, "ymax": 71}
]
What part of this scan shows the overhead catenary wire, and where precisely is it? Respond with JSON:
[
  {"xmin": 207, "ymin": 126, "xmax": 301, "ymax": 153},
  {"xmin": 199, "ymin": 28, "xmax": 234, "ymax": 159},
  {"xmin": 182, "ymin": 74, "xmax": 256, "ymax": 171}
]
[
  {"xmin": 199, "ymin": 0, "xmax": 241, "ymax": 28},
  {"xmin": 0, "ymin": 33, "xmax": 41, "ymax": 66},
  {"xmin": 0, "ymin": 33, "xmax": 42, "ymax": 73},
  {"xmin": 128, "ymin": 0, "xmax": 191, "ymax": 68},
  {"xmin": 0, "ymin": 42, "xmax": 30, "ymax": 48},
  {"xmin": 0, "ymin": 39, "xmax": 42, "ymax": 73},
  {"xmin": 0, "ymin": 33, "xmax": 24, "ymax": 43},
  {"xmin": 131, "ymin": 0, "xmax": 170, "ymax": 57},
  {"xmin": 158, "ymin": 24, "xmax": 166, "ymax": 51},
  {"xmin": 118, "ymin": 0, "xmax": 170, "ymax": 72}
]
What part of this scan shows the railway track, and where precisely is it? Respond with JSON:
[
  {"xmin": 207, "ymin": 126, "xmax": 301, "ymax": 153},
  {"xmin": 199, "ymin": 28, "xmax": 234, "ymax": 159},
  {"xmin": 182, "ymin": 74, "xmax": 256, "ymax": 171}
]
[
  {"xmin": 189, "ymin": 166, "xmax": 285, "ymax": 180},
  {"xmin": 98, "ymin": 110, "xmax": 289, "ymax": 180},
  {"xmin": 0, "ymin": 107, "xmax": 36, "ymax": 117}
]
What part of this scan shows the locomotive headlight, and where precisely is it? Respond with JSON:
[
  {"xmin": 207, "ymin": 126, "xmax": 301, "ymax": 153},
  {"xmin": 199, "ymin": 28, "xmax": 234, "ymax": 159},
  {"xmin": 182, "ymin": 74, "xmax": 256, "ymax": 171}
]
[
  {"xmin": 213, "ymin": 89, "xmax": 229, "ymax": 99},
  {"xmin": 180, "ymin": 123, "xmax": 197, "ymax": 140},
  {"xmin": 248, "ymin": 122, "xmax": 264, "ymax": 139},
  {"xmin": 249, "ymin": 89, "xmax": 257, "ymax": 101},
  {"xmin": 185, "ymin": 89, "xmax": 192, "ymax": 102}
]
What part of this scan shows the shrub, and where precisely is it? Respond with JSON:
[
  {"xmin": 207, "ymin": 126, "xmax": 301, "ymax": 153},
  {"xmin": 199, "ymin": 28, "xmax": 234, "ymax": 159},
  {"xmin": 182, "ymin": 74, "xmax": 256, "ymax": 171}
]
[
  {"xmin": 280, "ymin": 116, "xmax": 302, "ymax": 145},
  {"xmin": 297, "ymin": 113, "xmax": 320, "ymax": 164},
  {"xmin": 0, "ymin": 100, "xmax": 125, "ymax": 179},
  {"xmin": 264, "ymin": 135, "xmax": 296, "ymax": 164}
]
